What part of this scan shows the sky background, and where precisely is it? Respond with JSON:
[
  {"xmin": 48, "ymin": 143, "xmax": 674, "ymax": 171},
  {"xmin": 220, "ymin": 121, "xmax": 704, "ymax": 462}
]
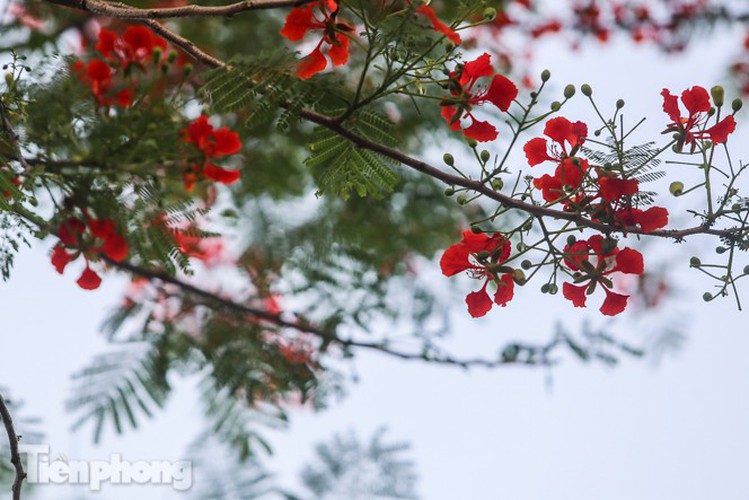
[{"xmin": 2, "ymin": 17, "xmax": 749, "ymax": 500}]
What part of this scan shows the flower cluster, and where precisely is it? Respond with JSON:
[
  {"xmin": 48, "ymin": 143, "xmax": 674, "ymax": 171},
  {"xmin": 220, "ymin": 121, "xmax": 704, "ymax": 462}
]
[
  {"xmin": 661, "ymin": 85, "xmax": 736, "ymax": 149},
  {"xmin": 524, "ymin": 116, "xmax": 669, "ymax": 233},
  {"xmin": 180, "ymin": 115, "xmax": 243, "ymax": 191},
  {"xmin": 51, "ymin": 216, "xmax": 129, "ymax": 290},
  {"xmin": 73, "ymin": 26, "xmax": 170, "ymax": 108},
  {"xmin": 561, "ymin": 235, "xmax": 644, "ymax": 316},
  {"xmin": 281, "ymin": 0, "xmax": 353, "ymax": 79},
  {"xmin": 440, "ymin": 230, "xmax": 515, "ymax": 317},
  {"xmin": 441, "ymin": 53, "xmax": 518, "ymax": 142}
]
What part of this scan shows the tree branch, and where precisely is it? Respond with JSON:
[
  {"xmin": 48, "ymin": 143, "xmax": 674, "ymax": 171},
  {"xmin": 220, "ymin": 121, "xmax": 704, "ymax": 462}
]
[
  {"xmin": 0, "ymin": 393, "xmax": 26, "ymax": 500},
  {"xmin": 44, "ymin": 0, "xmax": 316, "ymax": 20}
]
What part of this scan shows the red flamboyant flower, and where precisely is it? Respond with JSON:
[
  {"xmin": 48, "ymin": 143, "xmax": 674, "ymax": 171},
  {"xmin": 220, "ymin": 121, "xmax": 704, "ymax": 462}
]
[
  {"xmin": 661, "ymin": 86, "xmax": 736, "ymax": 146},
  {"xmin": 561, "ymin": 235, "xmax": 644, "ymax": 316},
  {"xmin": 414, "ymin": 4, "xmax": 461, "ymax": 45},
  {"xmin": 281, "ymin": 0, "xmax": 353, "ymax": 79},
  {"xmin": 441, "ymin": 53, "xmax": 518, "ymax": 142},
  {"xmin": 181, "ymin": 115, "xmax": 242, "ymax": 190},
  {"xmin": 51, "ymin": 216, "xmax": 129, "ymax": 290},
  {"xmin": 95, "ymin": 26, "xmax": 168, "ymax": 71},
  {"xmin": 440, "ymin": 230, "xmax": 515, "ymax": 318}
]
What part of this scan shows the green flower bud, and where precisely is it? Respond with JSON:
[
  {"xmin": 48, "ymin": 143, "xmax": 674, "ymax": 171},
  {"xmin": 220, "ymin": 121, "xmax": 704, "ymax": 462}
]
[
  {"xmin": 512, "ymin": 269, "xmax": 526, "ymax": 285},
  {"xmin": 529, "ymin": 91, "xmax": 538, "ymax": 99},
  {"xmin": 483, "ymin": 7, "xmax": 497, "ymax": 20},
  {"xmin": 566, "ymin": 235, "xmax": 576, "ymax": 247},
  {"xmin": 541, "ymin": 69, "xmax": 551, "ymax": 82},
  {"xmin": 471, "ymin": 225, "xmax": 483, "ymax": 233},
  {"xmin": 480, "ymin": 150, "xmax": 491, "ymax": 163},
  {"xmin": 167, "ymin": 50, "xmax": 178, "ymax": 64},
  {"xmin": 183, "ymin": 63, "xmax": 194, "ymax": 77},
  {"xmin": 732, "ymin": 98, "xmax": 743, "ymax": 112},
  {"xmin": 690, "ymin": 256, "xmax": 701, "ymax": 267},
  {"xmin": 669, "ymin": 181, "xmax": 684, "ymax": 196},
  {"xmin": 711, "ymin": 85, "xmax": 724, "ymax": 107},
  {"xmin": 616, "ymin": 99, "xmax": 625, "ymax": 109},
  {"xmin": 491, "ymin": 178, "xmax": 504, "ymax": 191},
  {"xmin": 466, "ymin": 138, "xmax": 477, "ymax": 149},
  {"xmin": 443, "ymin": 153, "xmax": 455, "ymax": 166},
  {"xmin": 743, "ymin": 265, "xmax": 749, "ymax": 274},
  {"xmin": 521, "ymin": 259, "xmax": 532, "ymax": 270},
  {"xmin": 540, "ymin": 283, "xmax": 550, "ymax": 294},
  {"xmin": 4, "ymin": 73, "xmax": 12, "ymax": 86},
  {"xmin": 703, "ymin": 292, "xmax": 713, "ymax": 302},
  {"xmin": 550, "ymin": 101, "xmax": 561, "ymax": 111},
  {"xmin": 152, "ymin": 46, "xmax": 164, "ymax": 65},
  {"xmin": 477, "ymin": 250, "xmax": 490, "ymax": 260},
  {"xmin": 457, "ymin": 195, "xmax": 467, "ymax": 205},
  {"xmin": 716, "ymin": 246, "xmax": 727, "ymax": 254},
  {"xmin": 563, "ymin": 84, "xmax": 576, "ymax": 99},
  {"xmin": 548, "ymin": 283, "xmax": 559, "ymax": 295},
  {"xmin": 444, "ymin": 187, "xmax": 454, "ymax": 196},
  {"xmin": 581, "ymin": 84, "xmax": 592, "ymax": 96}
]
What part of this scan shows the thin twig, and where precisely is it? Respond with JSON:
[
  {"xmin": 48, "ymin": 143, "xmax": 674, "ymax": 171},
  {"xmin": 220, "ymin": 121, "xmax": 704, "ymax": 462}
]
[{"xmin": 0, "ymin": 393, "xmax": 26, "ymax": 500}]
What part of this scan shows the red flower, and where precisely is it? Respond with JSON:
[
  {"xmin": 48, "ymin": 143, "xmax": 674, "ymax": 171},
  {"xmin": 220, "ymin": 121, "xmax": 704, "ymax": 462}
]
[
  {"xmin": 52, "ymin": 216, "xmax": 129, "ymax": 290},
  {"xmin": 661, "ymin": 86, "xmax": 736, "ymax": 146},
  {"xmin": 415, "ymin": 5, "xmax": 461, "ymax": 45},
  {"xmin": 181, "ymin": 115, "xmax": 242, "ymax": 190},
  {"xmin": 615, "ymin": 206, "xmax": 669, "ymax": 233},
  {"xmin": 441, "ymin": 53, "xmax": 518, "ymax": 142},
  {"xmin": 440, "ymin": 230, "xmax": 515, "ymax": 318},
  {"xmin": 96, "ymin": 26, "xmax": 167, "ymax": 71},
  {"xmin": 281, "ymin": 0, "xmax": 353, "ymax": 79},
  {"xmin": 523, "ymin": 116, "xmax": 588, "ymax": 167},
  {"xmin": 561, "ymin": 235, "xmax": 644, "ymax": 316},
  {"xmin": 532, "ymin": 157, "xmax": 589, "ymax": 203}
]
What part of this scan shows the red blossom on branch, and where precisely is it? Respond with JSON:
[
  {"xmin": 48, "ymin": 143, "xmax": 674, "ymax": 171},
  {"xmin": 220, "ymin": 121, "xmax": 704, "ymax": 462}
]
[
  {"xmin": 661, "ymin": 85, "xmax": 736, "ymax": 146},
  {"xmin": 281, "ymin": 0, "xmax": 353, "ymax": 79},
  {"xmin": 414, "ymin": 4, "xmax": 461, "ymax": 45},
  {"xmin": 180, "ymin": 115, "xmax": 243, "ymax": 191},
  {"xmin": 440, "ymin": 230, "xmax": 515, "ymax": 318},
  {"xmin": 441, "ymin": 53, "xmax": 518, "ymax": 142}
]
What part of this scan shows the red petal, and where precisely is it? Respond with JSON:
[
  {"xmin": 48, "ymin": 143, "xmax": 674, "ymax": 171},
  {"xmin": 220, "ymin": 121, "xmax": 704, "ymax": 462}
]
[
  {"xmin": 613, "ymin": 247, "xmax": 644, "ymax": 274},
  {"xmin": 463, "ymin": 118, "xmax": 498, "ymax": 142},
  {"xmin": 598, "ymin": 177, "xmax": 639, "ymax": 202},
  {"xmin": 661, "ymin": 88, "xmax": 681, "ymax": 124},
  {"xmin": 493, "ymin": 273, "xmax": 514, "ymax": 307},
  {"xmin": 635, "ymin": 206, "xmax": 668, "ymax": 232},
  {"xmin": 204, "ymin": 163, "xmax": 241, "ymax": 184},
  {"xmin": 681, "ymin": 86, "xmax": 710, "ymax": 116},
  {"xmin": 563, "ymin": 240, "xmax": 591, "ymax": 271},
  {"xmin": 211, "ymin": 128, "xmax": 242, "ymax": 157},
  {"xmin": 485, "ymin": 74, "xmax": 518, "ymax": 112},
  {"xmin": 533, "ymin": 174, "xmax": 563, "ymax": 203},
  {"xmin": 570, "ymin": 121, "xmax": 588, "ymax": 147},
  {"xmin": 461, "ymin": 53, "xmax": 493, "ymax": 83},
  {"xmin": 185, "ymin": 115, "xmax": 212, "ymax": 148},
  {"xmin": 415, "ymin": 5, "xmax": 462, "ymax": 45},
  {"xmin": 600, "ymin": 288, "xmax": 629, "ymax": 316},
  {"xmin": 58, "ymin": 218, "xmax": 86, "ymax": 246},
  {"xmin": 466, "ymin": 285, "xmax": 493, "ymax": 318},
  {"xmin": 440, "ymin": 242, "xmax": 471, "ymax": 276},
  {"xmin": 77, "ymin": 266, "xmax": 102, "ymax": 290},
  {"xmin": 87, "ymin": 59, "xmax": 111, "ymax": 83},
  {"xmin": 88, "ymin": 219, "xmax": 114, "ymax": 239},
  {"xmin": 523, "ymin": 137, "xmax": 552, "ymax": 166},
  {"xmin": 123, "ymin": 26, "xmax": 155, "ymax": 53},
  {"xmin": 99, "ymin": 232, "xmax": 129, "ymax": 262},
  {"xmin": 441, "ymin": 106, "xmax": 462, "ymax": 131},
  {"xmin": 95, "ymin": 29, "xmax": 117, "ymax": 58},
  {"xmin": 327, "ymin": 33, "xmax": 350, "ymax": 66},
  {"xmin": 51, "ymin": 245, "xmax": 72, "ymax": 274},
  {"xmin": 543, "ymin": 116, "xmax": 573, "ymax": 148},
  {"xmin": 281, "ymin": 6, "xmax": 315, "ymax": 41},
  {"xmin": 115, "ymin": 88, "xmax": 133, "ymax": 107},
  {"xmin": 296, "ymin": 46, "xmax": 327, "ymax": 79},
  {"xmin": 557, "ymin": 157, "xmax": 587, "ymax": 188},
  {"xmin": 706, "ymin": 115, "xmax": 736, "ymax": 143},
  {"xmin": 563, "ymin": 282, "xmax": 587, "ymax": 308}
]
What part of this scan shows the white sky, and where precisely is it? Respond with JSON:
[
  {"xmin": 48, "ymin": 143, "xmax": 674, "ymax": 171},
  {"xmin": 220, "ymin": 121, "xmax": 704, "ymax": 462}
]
[{"xmin": 2, "ymin": 19, "xmax": 749, "ymax": 500}]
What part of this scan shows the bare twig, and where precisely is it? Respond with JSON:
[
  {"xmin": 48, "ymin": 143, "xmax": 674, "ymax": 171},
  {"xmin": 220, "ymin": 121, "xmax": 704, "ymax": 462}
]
[{"xmin": 0, "ymin": 393, "xmax": 26, "ymax": 500}]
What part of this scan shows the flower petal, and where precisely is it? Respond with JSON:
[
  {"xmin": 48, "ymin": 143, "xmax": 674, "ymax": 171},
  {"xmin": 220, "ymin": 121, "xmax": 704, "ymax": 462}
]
[
  {"xmin": 523, "ymin": 137, "xmax": 552, "ymax": 166},
  {"xmin": 563, "ymin": 282, "xmax": 587, "ymax": 308},
  {"xmin": 493, "ymin": 273, "xmax": 514, "ymax": 307},
  {"xmin": 600, "ymin": 288, "xmax": 629, "ymax": 316},
  {"xmin": 613, "ymin": 247, "xmax": 644, "ymax": 275},
  {"xmin": 439, "ymin": 242, "xmax": 471, "ymax": 276},
  {"xmin": 599, "ymin": 177, "xmax": 639, "ymax": 202},
  {"xmin": 706, "ymin": 115, "xmax": 736, "ymax": 144},
  {"xmin": 77, "ymin": 266, "xmax": 102, "ymax": 290},
  {"xmin": 485, "ymin": 74, "xmax": 517, "ymax": 112},
  {"xmin": 296, "ymin": 46, "xmax": 328, "ymax": 79},
  {"xmin": 466, "ymin": 286, "xmax": 493, "ymax": 318},
  {"xmin": 463, "ymin": 118, "xmax": 498, "ymax": 142},
  {"xmin": 415, "ymin": 5, "xmax": 462, "ymax": 45},
  {"xmin": 681, "ymin": 86, "xmax": 710, "ymax": 116}
]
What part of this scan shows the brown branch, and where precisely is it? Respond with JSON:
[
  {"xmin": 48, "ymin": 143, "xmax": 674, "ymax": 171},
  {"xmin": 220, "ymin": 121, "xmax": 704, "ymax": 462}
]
[
  {"xmin": 0, "ymin": 393, "xmax": 26, "ymax": 500},
  {"xmin": 106, "ymin": 257, "xmax": 543, "ymax": 369},
  {"xmin": 44, "ymin": 0, "xmax": 316, "ymax": 20}
]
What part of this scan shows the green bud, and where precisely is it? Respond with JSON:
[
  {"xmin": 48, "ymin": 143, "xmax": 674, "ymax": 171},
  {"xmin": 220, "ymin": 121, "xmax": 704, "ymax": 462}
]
[
  {"xmin": 152, "ymin": 46, "xmax": 164, "ymax": 65},
  {"xmin": 167, "ymin": 50, "xmax": 178, "ymax": 64},
  {"xmin": 491, "ymin": 178, "xmax": 504, "ymax": 191},
  {"xmin": 743, "ymin": 265, "xmax": 749, "ymax": 274},
  {"xmin": 540, "ymin": 69, "xmax": 551, "ymax": 82},
  {"xmin": 716, "ymin": 246, "xmax": 727, "ymax": 254},
  {"xmin": 471, "ymin": 225, "xmax": 483, "ymax": 233},
  {"xmin": 480, "ymin": 150, "xmax": 491, "ymax": 163},
  {"xmin": 563, "ymin": 84, "xmax": 576, "ymax": 99},
  {"xmin": 521, "ymin": 259, "xmax": 532, "ymax": 270},
  {"xmin": 703, "ymin": 292, "xmax": 713, "ymax": 302},
  {"xmin": 616, "ymin": 99, "xmax": 625, "ymax": 109},
  {"xmin": 540, "ymin": 283, "xmax": 550, "ymax": 294},
  {"xmin": 512, "ymin": 269, "xmax": 526, "ymax": 285},
  {"xmin": 669, "ymin": 181, "xmax": 684, "ymax": 196},
  {"xmin": 477, "ymin": 250, "xmax": 490, "ymax": 260},
  {"xmin": 4, "ymin": 73, "xmax": 12, "ymax": 86},
  {"xmin": 548, "ymin": 283, "xmax": 559, "ymax": 295},
  {"xmin": 516, "ymin": 242, "xmax": 526, "ymax": 252},
  {"xmin": 550, "ymin": 101, "xmax": 561, "ymax": 112},
  {"xmin": 529, "ymin": 91, "xmax": 538, "ymax": 99},
  {"xmin": 711, "ymin": 85, "xmax": 724, "ymax": 107},
  {"xmin": 444, "ymin": 187, "xmax": 454, "ymax": 196},
  {"xmin": 457, "ymin": 195, "xmax": 467, "ymax": 205},
  {"xmin": 732, "ymin": 98, "xmax": 743, "ymax": 112},
  {"xmin": 566, "ymin": 235, "xmax": 576, "ymax": 247},
  {"xmin": 466, "ymin": 138, "xmax": 478, "ymax": 149},
  {"xmin": 690, "ymin": 256, "xmax": 701, "ymax": 267},
  {"xmin": 581, "ymin": 84, "xmax": 592, "ymax": 97},
  {"xmin": 183, "ymin": 63, "xmax": 194, "ymax": 77},
  {"xmin": 443, "ymin": 153, "xmax": 455, "ymax": 166},
  {"xmin": 707, "ymin": 107, "xmax": 716, "ymax": 116},
  {"xmin": 483, "ymin": 7, "xmax": 497, "ymax": 20}
]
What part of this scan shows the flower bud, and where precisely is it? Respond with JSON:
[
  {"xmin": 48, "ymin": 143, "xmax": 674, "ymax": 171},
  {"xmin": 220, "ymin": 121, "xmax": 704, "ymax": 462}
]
[
  {"xmin": 732, "ymin": 98, "xmax": 743, "ymax": 112},
  {"xmin": 550, "ymin": 101, "xmax": 561, "ymax": 111},
  {"xmin": 167, "ymin": 50, "xmax": 178, "ymax": 64},
  {"xmin": 477, "ymin": 250, "xmax": 490, "ymax": 261},
  {"xmin": 689, "ymin": 256, "xmax": 701, "ymax": 267},
  {"xmin": 744, "ymin": 265, "xmax": 749, "ymax": 274},
  {"xmin": 716, "ymin": 246, "xmax": 727, "ymax": 254},
  {"xmin": 566, "ymin": 235, "xmax": 576, "ymax": 247},
  {"xmin": 183, "ymin": 63, "xmax": 194, "ymax": 77},
  {"xmin": 483, "ymin": 7, "xmax": 496, "ymax": 20},
  {"xmin": 548, "ymin": 283, "xmax": 558, "ymax": 295},
  {"xmin": 711, "ymin": 85, "xmax": 724, "ymax": 107},
  {"xmin": 152, "ymin": 46, "xmax": 164, "ymax": 65},
  {"xmin": 669, "ymin": 181, "xmax": 684, "ymax": 196},
  {"xmin": 480, "ymin": 150, "xmax": 491, "ymax": 163},
  {"xmin": 4, "ymin": 73, "xmax": 12, "ymax": 86},
  {"xmin": 703, "ymin": 292, "xmax": 713, "ymax": 302},
  {"xmin": 541, "ymin": 69, "xmax": 551, "ymax": 82},
  {"xmin": 512, "ymin": 269, "xmax": 526, "ymax": 285},
  {"xmin": 456, "ymin": 195, "xmax": 467, "ymax": 205},
  {"xmin": 443, "ymin": 153, "xmax": 454, "ymax": 166},
  {"xmin": 616, "ymin": 99, "xmax": 625, "ymax": 109},
  {"xmin": 444, "ymin": 187, "xmax": 454, "ymax": 196},
  {"xmin": 540, "ymin": 283, "xmax": 550, "ymax": 293},
  {"xmin": 521, "ymin": 259, "xmax": 532, "ymax": 270},
  {"xmin": 491, "ymin": 178, "xmax": 504, "ymax": 191},
  {"xmin": 466, "ymin": 138, "xmax": 477, "ymax": 149},
  {"xmin": 581, "ymin": 84, "xmax": 592, "ymax": 96},
  {"xmin": 471, "ymin": 225, "xmax": 483, "ymax": 233},
  {"xmin": 563, "ymin": 84, "xmax": 575, "ymax": 99}
]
